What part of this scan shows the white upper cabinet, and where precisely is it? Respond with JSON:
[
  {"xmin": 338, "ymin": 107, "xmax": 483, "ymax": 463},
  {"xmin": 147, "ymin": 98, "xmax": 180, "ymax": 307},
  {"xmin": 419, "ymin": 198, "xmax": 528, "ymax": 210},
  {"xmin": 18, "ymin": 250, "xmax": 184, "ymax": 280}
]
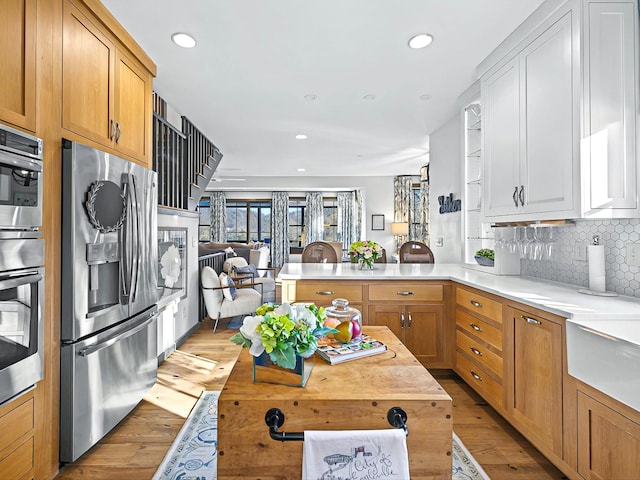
[
  {"xmin": 582, "ymin": 0, "xmax": 640, "ymax": 217},
  {"xmin": 481, "ymin": 0, "xmax": 639, "ymax": 222},
  {"xmin": 482, "ymin": 10, "xmax": 578, "ymax": 221}
]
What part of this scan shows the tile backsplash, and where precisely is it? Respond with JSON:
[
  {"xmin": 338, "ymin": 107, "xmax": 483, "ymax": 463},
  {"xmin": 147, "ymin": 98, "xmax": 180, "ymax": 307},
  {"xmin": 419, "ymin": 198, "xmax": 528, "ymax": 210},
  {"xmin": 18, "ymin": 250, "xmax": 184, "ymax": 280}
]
[{"xmin": 520, "ymin": 219, "xmax": 640, "ymax": 297}]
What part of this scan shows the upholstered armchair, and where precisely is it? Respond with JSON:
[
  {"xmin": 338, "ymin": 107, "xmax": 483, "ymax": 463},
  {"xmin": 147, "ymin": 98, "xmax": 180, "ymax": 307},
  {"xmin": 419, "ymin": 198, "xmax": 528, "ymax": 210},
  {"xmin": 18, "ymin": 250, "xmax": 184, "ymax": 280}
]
[
  {"xmin": 222, "ymin": 256, "xmax": 276, "ymax": 302},
  {"xmin": 201, "ymin": 266, "xmax": 262, "ymax": 333}
]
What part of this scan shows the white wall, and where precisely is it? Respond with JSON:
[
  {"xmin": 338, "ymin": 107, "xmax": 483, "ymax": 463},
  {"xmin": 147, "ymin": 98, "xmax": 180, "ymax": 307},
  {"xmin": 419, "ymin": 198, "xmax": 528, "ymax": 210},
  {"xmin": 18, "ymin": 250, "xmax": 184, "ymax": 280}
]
[
  {"xmin": 429, "ymin": 114, "xmax": 463, "ymax": 263},
  {"xmin": 211, "ymin": 175, "xmax": 397, "ymax": 257}
]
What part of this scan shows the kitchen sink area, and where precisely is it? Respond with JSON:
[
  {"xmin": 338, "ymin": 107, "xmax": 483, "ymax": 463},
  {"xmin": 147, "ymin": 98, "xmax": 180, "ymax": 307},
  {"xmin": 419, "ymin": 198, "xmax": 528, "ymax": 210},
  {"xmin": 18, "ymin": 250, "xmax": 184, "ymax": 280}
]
[{"xmin": 567, "ymin": 317, "xmax": 640, "ymax": 413}]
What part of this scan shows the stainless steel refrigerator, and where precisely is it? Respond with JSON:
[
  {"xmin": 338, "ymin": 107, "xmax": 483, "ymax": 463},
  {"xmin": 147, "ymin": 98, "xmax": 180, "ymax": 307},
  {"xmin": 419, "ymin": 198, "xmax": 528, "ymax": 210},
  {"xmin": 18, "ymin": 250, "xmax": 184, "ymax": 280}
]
[{"xmin": 60, "ymin": 140, "xmax": 159, "ymax": 463}]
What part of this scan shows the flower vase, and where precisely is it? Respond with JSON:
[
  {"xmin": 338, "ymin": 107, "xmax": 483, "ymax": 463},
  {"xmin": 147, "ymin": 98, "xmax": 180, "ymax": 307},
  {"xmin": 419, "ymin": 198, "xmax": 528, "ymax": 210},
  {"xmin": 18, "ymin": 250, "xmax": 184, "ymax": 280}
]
[
  {"xmin": 252, "ymin": 351, "xmax": 314, "ymax": 387},
  {"xmin": 358, "ymin": 259, "xmax": 374, "ymax": 270}
]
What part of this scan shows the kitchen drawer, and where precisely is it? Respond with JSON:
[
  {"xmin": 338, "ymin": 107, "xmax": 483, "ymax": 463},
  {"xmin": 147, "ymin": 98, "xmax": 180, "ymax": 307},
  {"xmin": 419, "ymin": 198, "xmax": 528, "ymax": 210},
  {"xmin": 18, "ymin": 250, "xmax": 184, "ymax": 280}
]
[
  {"xmin": 0, "ymin": 398, "xmax": 33, "ymax": 455},
  {"xmin": 456, "ymin": 309, "xmax": 503, "ymax": 352},
  {"xmin": 295, "ymin": 283, "xmax": 363, "ymax": 302},
  {"xmin": 0, "ymin": 437, "xmax": 33, "ymax": 480},
  {"xmin": 368, "ymin": 283, "xmax": 443, "ymax": 302},
  {"xmin": 456, "ymin": 330, "xmax": 503, "ymax": 378},
  {"xmin": 456, "ymin": 287, "xmax": 502, "ymax": 324},
  {"xmin": 456, "ymin": 352, "xmax": 503, "ymax": 409}
]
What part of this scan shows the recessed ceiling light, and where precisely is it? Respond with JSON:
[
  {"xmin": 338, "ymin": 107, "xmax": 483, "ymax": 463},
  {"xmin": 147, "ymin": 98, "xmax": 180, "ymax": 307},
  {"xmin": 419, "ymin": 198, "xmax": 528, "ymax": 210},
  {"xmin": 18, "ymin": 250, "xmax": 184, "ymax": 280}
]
[
  {"xmin": 295, "ymin": 134, "xmax": 307, "ymax": 140},
  {"xmin": 420, "ymin": 93, "xmax": 433, "ymax": 101},
  {"xmin": 171, "ymin": 32, "xmax": 197, "ymax": 48},
  {"xmin": 297, "ymin": 168, "xmax": 306, "ymax": 172},
  {"xmin": 408, "ymin": 33, "xmax": 433, "ymax": 49},
  {"xmin": 363, "ymin": 94, "xmax": 376, "ymax": 101},
  {"xmin": 304, "ymin": 94, "xmax": 317, "ymax": 101}
]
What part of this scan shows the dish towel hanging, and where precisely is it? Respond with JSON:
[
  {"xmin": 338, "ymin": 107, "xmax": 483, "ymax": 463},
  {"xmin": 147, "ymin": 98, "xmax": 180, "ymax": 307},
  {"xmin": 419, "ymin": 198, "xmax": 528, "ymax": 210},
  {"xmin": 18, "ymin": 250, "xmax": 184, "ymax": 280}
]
[{"xmin": 302, "ymin": 429, "xmax": 410, "ymax": 480}]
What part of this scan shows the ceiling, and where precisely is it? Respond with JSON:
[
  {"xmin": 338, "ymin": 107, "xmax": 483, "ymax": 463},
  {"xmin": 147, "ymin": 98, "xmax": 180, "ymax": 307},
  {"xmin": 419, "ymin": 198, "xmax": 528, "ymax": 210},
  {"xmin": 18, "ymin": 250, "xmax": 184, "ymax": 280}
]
[{"xmin": 102, "ymin": 0, "xmax": 544, "ymax": 180}]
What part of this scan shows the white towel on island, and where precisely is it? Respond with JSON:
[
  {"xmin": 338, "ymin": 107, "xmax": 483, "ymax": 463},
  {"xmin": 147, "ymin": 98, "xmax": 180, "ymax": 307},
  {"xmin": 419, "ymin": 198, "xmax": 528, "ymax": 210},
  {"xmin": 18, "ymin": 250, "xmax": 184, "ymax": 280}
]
[{"xmin": 302, "ymin": 429, "xmax": 410, "ymax": 480}]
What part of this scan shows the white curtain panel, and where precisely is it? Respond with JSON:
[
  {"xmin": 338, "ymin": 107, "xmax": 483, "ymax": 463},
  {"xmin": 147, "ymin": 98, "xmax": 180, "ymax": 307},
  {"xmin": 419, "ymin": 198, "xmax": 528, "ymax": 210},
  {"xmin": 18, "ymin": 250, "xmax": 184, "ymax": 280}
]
[
  {"xmin": 355, "ymin": 188, "xmax": 364, "ymax": 240},
  {"xmin": 394, "ymin": 175, "xmax": 413, "ymax": 239},
  {"xmin": 209, "ymin": 191, "xmax": 227, "ymax": 242},
  {"xmin": 270, "ymin": 191, "xmax": 290, "ymax": 268},
  {"xmin": 305, "ymin": 192, "xmax": 324, "ymax": 245},
  {"xmin": 337, "ymin": 191, "xmax": 356, "ymax": 252},
  {"xmin": 419, "ymin": 164, "xmax": 430, "ymax": 245}
]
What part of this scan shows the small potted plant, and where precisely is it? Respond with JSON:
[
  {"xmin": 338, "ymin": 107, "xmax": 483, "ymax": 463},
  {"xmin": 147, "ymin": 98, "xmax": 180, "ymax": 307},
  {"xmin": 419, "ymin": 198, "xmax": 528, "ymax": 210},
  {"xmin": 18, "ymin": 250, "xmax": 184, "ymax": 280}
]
[{"xmin": 474, "ymin": 248, "xmax": 495, "ymax": 267}]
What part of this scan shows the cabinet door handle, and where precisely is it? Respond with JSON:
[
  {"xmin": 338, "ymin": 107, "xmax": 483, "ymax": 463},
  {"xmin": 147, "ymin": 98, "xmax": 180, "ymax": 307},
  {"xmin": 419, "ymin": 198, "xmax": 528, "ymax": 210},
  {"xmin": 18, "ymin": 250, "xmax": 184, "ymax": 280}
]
[
  {"xmin": 400, "ymin": 312, "xmax": 405, "ymax": 328},
  {"xmin": 469, "ymin": 323, "xmax": 483, "ymax": 332},
  {"xmin": 396, "ymin": 291, "xmax": 415, "ymax": 296},
  {"xmin": 315, "ymin": 291, "xmax": 334, "ymax": 295},
  {"xmin": 521, "ymin": 314, "xmax": 542, "ymax": 325},
  {"xmin": 408, "ymin": 312, "xmax": 412, "ymax": 328},
  {"xmin": 512, "ymin": 186, "xmax": 519, "ymax": 207},
  {"xmin": 115, "ymin": 122, "xmax": 122, "ymax": 143},
  {"xmin": 470, "ymin": 370, "xmax": 483, "ymax": 382},
  {"xmin": 519, "ymin": 185, "xmax": 525, "ymax": 206},
  {"xmin": 470, "ymin": 347, "xmax": 483, "ymax": 356},
  {"xmin": 470, "ymin": 300, "xmax": 482, "ymax": 308},
  {"xmin": 110, "ymin": 119, "xmax": 116, "ymax": 140}
]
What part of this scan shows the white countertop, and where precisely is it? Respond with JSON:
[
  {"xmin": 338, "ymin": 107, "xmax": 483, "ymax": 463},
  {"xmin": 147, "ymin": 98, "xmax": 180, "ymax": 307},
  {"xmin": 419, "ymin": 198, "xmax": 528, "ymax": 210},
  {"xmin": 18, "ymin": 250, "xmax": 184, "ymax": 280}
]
[{"xmin": 277, "ymin": 262, "xmax": 640, "ymax": 320}]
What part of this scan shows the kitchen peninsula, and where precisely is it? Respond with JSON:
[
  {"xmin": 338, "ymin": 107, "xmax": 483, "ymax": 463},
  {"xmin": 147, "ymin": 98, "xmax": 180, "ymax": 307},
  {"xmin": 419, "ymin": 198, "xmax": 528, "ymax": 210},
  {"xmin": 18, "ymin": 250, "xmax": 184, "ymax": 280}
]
[{"xmin": 278, "ymin": 262, "xmax": 640, "ymax": 479}]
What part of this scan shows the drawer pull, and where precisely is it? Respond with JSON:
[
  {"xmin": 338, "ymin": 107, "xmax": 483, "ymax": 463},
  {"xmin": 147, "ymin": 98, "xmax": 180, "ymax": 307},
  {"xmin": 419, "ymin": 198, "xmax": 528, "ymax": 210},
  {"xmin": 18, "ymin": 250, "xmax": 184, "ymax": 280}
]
[
  {"xmin": 469, "ymin": 323, "xmax": 483, "ymax": 332},
  {"xmin": 396, "ymin": 291, "xmax": 415, "ymax": 296},
  {"xmin": 521, "ymin": 315, "xmax": 541, "ymax": 325},
  {"xmin": 408, "ymin": 312, "xmax": 413, "ymax": 328},
  {"xmin": 470, "ymin": 347, "xmax": 483, "ymax": 357},
  {"xmin": 315, "ymin": 291, "xmax": 335, "ymax": 295},
  {"xmin": 470, "ymin": 300, "xmax": 483, "ymax": 308},
  {"xmin": 470, "ymin": 370, "xmax": 483, "ymax": 382},
  {"xmin": 400, "ymin": 312, "xmax": 405, "ymax": 328}
]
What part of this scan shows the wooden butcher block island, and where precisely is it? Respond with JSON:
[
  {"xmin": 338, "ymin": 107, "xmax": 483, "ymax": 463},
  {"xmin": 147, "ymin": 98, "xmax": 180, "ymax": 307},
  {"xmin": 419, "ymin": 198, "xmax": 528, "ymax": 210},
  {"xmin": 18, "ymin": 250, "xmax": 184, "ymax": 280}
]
[{"xmin": 218, "ymin": 326, "xmax": 453, "ymax": 479}]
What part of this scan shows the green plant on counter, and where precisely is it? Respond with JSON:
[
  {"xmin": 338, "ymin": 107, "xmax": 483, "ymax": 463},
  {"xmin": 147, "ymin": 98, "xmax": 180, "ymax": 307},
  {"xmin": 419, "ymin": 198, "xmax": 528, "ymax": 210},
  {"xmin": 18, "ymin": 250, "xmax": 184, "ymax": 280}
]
[{"xmin": 475, "ymin": 249, "xmax": 495, "ymax": 261}]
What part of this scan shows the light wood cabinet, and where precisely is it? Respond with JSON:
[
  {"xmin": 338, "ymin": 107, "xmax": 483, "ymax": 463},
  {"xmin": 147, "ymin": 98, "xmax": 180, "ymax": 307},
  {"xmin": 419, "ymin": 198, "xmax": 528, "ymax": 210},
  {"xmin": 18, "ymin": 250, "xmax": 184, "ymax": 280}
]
[
  {"xmin": 0, "ymin": 392, "xmax": 34, "ymax": 480},
  {"xmin": 62, "ymin": 0, "xmax": 152, "ymax": 164},
  {"xmin": 368, "ymin": 304, "xmax": 444, "ymax": 365},
  {"xmin": 506, "ymin": 306, "xmax": 563, "ymax": 457},
  {"xmin": 577, "ymin": 390, "xmax": 640, "ymax": 479},
  {"xmin": 482, "ymin": 11, "xmax": 577, "ymax": 222},
  {"xmin": 454, "ymin": 286, "xmax": 504, "ymax": 410},
  {"xmin": 0, "ymin": 0, "xmax": 36, "ymax": 131},
  {"xmin": 582, "ymin": 0, "xmax": 640, "ymax": 218}
]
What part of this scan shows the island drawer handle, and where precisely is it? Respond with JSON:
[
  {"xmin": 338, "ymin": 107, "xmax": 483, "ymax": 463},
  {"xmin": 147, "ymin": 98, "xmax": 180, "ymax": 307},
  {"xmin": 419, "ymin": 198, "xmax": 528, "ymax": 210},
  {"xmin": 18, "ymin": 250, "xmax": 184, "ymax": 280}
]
[
  {"xmin": 397, "ymin": 291, "xmax": 415, "ymax": 296},
  {"xmin": 315, "ymin": 290, "xmax": 335, "ymax": 295},
  {"xmin": 469, "ymin": 323, "xmax": 483, "ymax": 332},
  {"xmin": 470, "ymin": 347, "xmax": 483, "ymax": 356},
  {"xmin": 521, "ymin": 315, "xmax": 542, "ymax": 325},
  {"xmin": 470, "ymin": 300, "xmax": 483, "ymax": 308},
  {"xmin": 400, "ymin": 312, "xmax": 405, "ymax": 328},
  {"xmin": 470, "ymin": 370, "xmax": 483, "ymax": 382}
]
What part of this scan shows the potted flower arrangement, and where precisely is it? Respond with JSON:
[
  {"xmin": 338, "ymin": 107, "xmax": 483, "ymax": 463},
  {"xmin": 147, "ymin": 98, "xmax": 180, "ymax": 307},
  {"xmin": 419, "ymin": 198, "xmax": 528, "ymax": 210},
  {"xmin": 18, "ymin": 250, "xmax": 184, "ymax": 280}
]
[
  {"xmin": 230, "ymin": 303, "xmax": 335, "ymax": 386},
  {"xmin": 349, "ymin": 240, "xmax": 383, "ymax": 269}
]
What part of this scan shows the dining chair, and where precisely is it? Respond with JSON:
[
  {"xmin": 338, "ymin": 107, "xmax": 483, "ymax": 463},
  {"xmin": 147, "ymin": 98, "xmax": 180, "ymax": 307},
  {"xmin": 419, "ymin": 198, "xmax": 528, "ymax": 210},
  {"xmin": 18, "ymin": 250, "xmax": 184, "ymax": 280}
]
[
  {"xmin": 301, "ymin": 241, "xmax": 339, "ymax": 263},
  {"xmin": 374, "ymin": 247, "xmax": 387, "ymax": 263},
  {"xmin": 399, "ymin": 241, "xmax": 435, "ymax": 263}
]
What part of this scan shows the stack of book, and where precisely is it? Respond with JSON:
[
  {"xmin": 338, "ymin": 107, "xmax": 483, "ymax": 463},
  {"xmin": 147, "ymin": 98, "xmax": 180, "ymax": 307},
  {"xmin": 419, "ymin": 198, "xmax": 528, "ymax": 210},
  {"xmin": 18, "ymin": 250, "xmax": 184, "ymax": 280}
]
[{"xmin": 316, "ymin": 334, "xmax": 387, "ymax": 365}]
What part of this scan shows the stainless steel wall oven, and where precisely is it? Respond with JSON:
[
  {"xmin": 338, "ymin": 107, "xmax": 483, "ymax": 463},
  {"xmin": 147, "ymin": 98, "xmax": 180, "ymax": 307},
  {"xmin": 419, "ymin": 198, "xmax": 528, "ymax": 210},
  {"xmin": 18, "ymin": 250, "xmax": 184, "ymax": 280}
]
[{"xmin": 0, "ymin": 123, "xmax": 43, "ymax": 230}]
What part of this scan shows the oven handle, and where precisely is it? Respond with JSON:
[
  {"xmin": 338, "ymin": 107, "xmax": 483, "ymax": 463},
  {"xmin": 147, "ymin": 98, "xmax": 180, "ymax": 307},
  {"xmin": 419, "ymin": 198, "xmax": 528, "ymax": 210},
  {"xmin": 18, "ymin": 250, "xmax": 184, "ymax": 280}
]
[
  {"xmin": 0, "ymin": 273, "xmax": 42, "ymax": 290},
  {"xmin": 77, "ymin": 313, "xmax": 156, "ymax": 357},
  {"xmin": 0, "ymin": 152, "xmax": 43, "ymax": 172}
]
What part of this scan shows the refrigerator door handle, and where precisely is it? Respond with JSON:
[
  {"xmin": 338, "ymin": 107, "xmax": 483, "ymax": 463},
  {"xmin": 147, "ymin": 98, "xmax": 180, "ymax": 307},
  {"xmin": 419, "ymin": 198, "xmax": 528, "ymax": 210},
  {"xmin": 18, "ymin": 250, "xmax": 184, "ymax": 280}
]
[
  {"xmin": 120, "ymin": 178, "xmax": 131, "ymax": 302},
  {"xmin": 76, "ymin": 312, "xmax": 156, "ymax": 357},
  {"xmin": 129, "ymin": 174, "xmax": 141, "ymax": 304}
]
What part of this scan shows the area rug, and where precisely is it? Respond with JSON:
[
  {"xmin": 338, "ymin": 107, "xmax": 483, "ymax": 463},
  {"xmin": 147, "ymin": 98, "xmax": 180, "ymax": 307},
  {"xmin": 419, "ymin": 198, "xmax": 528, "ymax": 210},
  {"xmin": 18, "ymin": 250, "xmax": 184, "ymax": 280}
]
[{"xmin": 153, "ymin": 390, "xmax": 490, "ymax": 480}]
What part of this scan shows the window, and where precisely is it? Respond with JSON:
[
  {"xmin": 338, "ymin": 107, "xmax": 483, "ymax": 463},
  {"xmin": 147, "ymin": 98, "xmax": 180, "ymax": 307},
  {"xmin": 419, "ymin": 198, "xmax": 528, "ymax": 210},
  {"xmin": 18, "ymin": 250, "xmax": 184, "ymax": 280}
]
[
  {"xmin": 288, "ymin": 199, "xmax": 305, "ymax": 248},
  {"xmin": 323, "ymin": 198, "xmax": 338, "ymax": 241},
  {"xmin": 225, "ymin": 201, "xmax": 271, "ymax": 243},
  {"xmin": 198, "ymin": 198, "xmax": 211, "ymax": 242}
]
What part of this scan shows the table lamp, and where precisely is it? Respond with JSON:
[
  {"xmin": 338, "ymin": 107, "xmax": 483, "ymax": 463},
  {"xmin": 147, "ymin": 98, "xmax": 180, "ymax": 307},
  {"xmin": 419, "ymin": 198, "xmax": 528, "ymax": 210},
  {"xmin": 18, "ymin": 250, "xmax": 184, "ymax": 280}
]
[{"xmin": 391, "ymin": 222, "xmax": 409, "ymax": 252}]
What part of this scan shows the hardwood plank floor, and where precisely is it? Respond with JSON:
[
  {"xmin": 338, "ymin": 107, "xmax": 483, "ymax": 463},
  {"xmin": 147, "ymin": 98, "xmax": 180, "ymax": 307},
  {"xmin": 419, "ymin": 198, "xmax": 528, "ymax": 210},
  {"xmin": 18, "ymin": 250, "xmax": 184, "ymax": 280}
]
[{"xmin": 56, "ymin": 319, "xmax": 566, "ymax": 480}]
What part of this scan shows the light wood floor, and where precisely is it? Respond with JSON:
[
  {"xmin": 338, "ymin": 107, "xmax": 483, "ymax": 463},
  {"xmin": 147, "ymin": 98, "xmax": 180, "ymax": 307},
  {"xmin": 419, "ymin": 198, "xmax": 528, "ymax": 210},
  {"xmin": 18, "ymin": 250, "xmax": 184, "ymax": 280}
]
[{"xmin": 55, "ymin": 318, "xmax": 566, "ymax": 480}]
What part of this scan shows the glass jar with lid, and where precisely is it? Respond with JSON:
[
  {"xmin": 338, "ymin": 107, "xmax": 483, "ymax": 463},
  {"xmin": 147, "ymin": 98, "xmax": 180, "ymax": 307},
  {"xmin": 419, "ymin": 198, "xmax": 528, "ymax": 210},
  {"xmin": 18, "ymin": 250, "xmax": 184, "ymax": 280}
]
[{"xmin": 324, "ymin": 298, "xmax": 362, "ymax": 343}]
